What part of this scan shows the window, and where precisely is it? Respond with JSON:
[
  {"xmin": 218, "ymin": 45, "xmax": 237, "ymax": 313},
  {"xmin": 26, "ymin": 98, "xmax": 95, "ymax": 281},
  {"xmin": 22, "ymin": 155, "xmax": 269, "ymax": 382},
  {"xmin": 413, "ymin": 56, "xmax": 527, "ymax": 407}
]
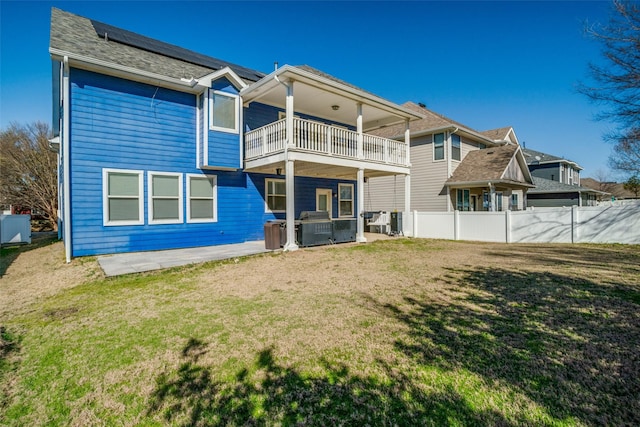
[
  {"xmin": 209, "ymin": 90, "xmax": 238, "ymax": 133},
  {"xmin": 187, "ymin": 174, "xmax": 217, "ymax": 222},
  {"xmin": 266, "ymin": 178, "xmax": 286, "ymax": 212},
  {"xmin": 149, "ymin": 172, "xmax": 183, "ymax": 224},
  {"xmin": 338, "ymin": 183, "xmax": 354, "ymax": 217},
  {"xmin": 451, "ymin": 134, "xmax": 461, "ymax": 161},
  {"xmin": 456, "ymin": 189, "xmax": 470, "ymax": 211},
  {"xmin": 483, "ymin": 192, "xmax": 491, "ymax": 210},
  {"xmin": 103, "ymin": 169, "xmax": 144, "ymax": 226},
  {"xmin": 510, "ymin": 193, "xmax": 519, "ymax": 211},
  {"xmin": 496, "ymin": 192, "xmax": 503, "ymax": 211},
  {"xmin": 433, "ymin": 133, "xmax": 445, "ymax": 161}
]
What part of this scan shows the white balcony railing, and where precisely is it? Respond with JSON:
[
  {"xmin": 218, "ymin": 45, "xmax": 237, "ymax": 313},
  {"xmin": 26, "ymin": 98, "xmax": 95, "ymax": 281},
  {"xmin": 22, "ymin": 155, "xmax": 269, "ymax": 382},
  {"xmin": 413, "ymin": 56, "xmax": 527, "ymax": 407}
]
[{"xmin": 245, "ymin": 117, "xmax": 408, "ymax": 167}]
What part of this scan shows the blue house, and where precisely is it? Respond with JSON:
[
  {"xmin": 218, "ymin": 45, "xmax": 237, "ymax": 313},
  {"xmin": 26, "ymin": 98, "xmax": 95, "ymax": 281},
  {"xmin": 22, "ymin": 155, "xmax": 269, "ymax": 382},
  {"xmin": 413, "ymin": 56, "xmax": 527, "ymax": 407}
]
[{"xmin": 49, "ymin": 8, "xmax": 421, "ymax": 261}]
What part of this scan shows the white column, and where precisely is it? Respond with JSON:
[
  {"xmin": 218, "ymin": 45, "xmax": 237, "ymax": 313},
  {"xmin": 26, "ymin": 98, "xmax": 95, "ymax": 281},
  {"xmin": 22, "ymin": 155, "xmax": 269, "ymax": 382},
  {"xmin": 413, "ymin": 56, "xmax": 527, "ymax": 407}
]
[
  {"xmin": 404, "ymin": 119, "xmax": 411, "ymax": 233},
  {"xmin": 405, "ymin": 118, "xmax": 411, "ymax": 166},
  {"xmin": 356, "ymin": 103, "xmax": 363, "ymax": 159},
  {"xmin": 356, "ymin": 168, "xmax": 367, "ymax": 243},
  {"xmin": 63, "ymin": 56, "xmax": 72, "ymax": 263},
  {"xmin": 404, "ymin": 174, "xmax": 411, "ymax": 216},
  {"xmin": 286, "ymin": 80, "xmax": 295, "ymax": 148},
  {"xmin": 283, "ymin": 158, "xmax": 298, "ymax": 251}
]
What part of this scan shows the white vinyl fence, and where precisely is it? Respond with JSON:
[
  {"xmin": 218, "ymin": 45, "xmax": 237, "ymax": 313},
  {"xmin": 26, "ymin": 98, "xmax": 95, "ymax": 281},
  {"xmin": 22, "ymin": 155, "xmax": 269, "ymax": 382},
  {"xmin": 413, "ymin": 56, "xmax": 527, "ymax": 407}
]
[
  {"xmin": 411, "ymin": 206, "xmax": 640, "ymax": 244},
  {"xmin": 0, "ymin": 214, "xmax": 31, "ymax": 244}
]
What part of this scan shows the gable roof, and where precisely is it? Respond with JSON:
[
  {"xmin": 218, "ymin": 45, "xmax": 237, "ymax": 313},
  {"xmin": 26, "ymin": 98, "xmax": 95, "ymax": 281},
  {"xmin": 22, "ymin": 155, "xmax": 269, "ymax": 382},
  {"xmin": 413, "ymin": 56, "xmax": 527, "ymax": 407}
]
[
  {"xmin": 49, "ymin": 8, "xmax": 265, "ymax": 87},
  {"xmin": 523, "ymin": 147, "xmax": 583, "ymax": 170},
  {"xmin": 370, "ymin": 102, "xmax": 501, "ymax": 145},
  {"xmin": 480, "ymin": 126, "xmax": 518, "ymax": 144},
  {"xmin": 529, "ymin": 177, "xmax": 606, "ymax": 195},
  {"xmin": 446, "ymin": 144, "xmax": 534, "ymax": 188}
]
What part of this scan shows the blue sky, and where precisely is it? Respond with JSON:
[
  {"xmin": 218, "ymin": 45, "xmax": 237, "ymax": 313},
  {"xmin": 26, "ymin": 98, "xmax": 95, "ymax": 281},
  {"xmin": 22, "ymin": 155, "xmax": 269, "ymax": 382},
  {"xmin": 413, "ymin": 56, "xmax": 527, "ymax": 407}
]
[{"xmin": 0, "ymin": 0, "xmax": 617, "ymax": 178}]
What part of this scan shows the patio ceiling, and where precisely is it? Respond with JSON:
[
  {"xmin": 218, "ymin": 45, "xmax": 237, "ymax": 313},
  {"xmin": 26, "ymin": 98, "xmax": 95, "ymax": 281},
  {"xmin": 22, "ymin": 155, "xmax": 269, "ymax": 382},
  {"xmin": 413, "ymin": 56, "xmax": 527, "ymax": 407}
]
[{"xmin": 241, "ymin": 65, "xmax": 422, "ymax": 132}]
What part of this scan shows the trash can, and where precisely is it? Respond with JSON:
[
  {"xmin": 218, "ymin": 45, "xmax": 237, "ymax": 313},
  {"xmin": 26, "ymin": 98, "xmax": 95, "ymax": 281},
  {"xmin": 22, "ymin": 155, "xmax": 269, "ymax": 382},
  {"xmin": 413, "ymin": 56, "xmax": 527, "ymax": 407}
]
[{"xmin": 264, "ymin": 222, "xmax": 281, "ymax": 250}]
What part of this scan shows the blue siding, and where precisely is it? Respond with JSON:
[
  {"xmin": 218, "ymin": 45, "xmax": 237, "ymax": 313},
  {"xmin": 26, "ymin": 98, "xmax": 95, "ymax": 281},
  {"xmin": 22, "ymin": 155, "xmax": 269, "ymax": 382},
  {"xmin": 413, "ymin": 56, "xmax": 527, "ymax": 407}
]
[
  {"xmin": 68, "ymin": 69, "xmax": 355, "ymax": 256},
  {"xmin": 248, "ymin": 174, "xmax": 357, "ymax": 220},
  {"xmin": 206, "ymin": 77, "xmax": 240, "ymax": 169}
]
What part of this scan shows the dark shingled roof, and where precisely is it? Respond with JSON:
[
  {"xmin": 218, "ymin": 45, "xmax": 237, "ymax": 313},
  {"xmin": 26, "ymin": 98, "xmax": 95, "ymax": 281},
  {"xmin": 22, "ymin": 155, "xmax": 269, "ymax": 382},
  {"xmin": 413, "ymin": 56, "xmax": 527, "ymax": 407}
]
[
  {"xmin": 50, "ymin": 8, "xmax": 265, "ymax": 83},
  {"xmin": 446, "ymin": 144, "xmax": 524, "ymax": 184},
  {"xmin": 522, "ymin": 147, "xmax": 581, "ymax": 168},
  {"xmin": 529, "ymin": 177, "xmax": 603, "ymax": 194}
]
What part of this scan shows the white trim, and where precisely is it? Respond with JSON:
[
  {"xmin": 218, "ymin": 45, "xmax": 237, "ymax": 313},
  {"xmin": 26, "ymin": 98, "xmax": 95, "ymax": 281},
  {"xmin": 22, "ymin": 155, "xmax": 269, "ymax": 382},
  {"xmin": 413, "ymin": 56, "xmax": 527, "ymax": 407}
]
[
  {"xmin": 196, "ymin": 67, "xmax": 248, "ymax": 91},
  {"xmin": 338, "ymin": 183, "xmax": 354, "ymax": 217},
  {"xmin": 203, "ymin": 90, "xmax": 209, "ymax": 166},
  {"xmin": 196, "ymin": 92, "xmax": 201, "ymax": 168},
  {"xmin": 208, "ymin": 89, "xmax": 239, "ymax": 134},
  {"xmin": 147, "ymin": 171, "xmax": 184, "ymax": 225},
  {"xmin": 103, "ymin": 168, "xmax": 144, "ymax": 226},
  {"xmin": 265, "ymin": 178, "xmax": 286, "ymax": 213},
  {"xmin": 186, "ymin": 173, "xmax": 218, "ymax": 223},
  {"xmin": 62, "ymin": 56, "xmax": 71, "ymax": 262},
  {"xmin": 50, "ymin": 48, "xmax": 202, "ymax": 94}
]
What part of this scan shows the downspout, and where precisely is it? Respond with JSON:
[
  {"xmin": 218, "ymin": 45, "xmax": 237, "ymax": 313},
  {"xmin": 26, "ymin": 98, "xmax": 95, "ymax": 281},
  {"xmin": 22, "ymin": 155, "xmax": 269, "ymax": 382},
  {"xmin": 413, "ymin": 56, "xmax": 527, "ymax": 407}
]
[{"xmin": 62, "ymin": 56, "xmax": 72, "ymax": 263}]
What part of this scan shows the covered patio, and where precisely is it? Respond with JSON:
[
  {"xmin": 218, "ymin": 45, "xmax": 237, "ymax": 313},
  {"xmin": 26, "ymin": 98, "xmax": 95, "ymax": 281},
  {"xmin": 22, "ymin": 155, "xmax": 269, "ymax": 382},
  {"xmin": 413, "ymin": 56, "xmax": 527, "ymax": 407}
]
[{"xmin": 241, "ymin": 65, "xmax": 422, "ymax": 250}]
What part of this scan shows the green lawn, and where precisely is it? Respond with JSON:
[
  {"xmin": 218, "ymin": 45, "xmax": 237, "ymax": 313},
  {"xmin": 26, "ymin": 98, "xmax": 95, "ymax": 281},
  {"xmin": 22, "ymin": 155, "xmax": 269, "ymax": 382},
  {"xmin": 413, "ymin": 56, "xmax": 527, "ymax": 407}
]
[{"xmin": 1, "ymin": 238, "xmax": 639, "ymax": 426}]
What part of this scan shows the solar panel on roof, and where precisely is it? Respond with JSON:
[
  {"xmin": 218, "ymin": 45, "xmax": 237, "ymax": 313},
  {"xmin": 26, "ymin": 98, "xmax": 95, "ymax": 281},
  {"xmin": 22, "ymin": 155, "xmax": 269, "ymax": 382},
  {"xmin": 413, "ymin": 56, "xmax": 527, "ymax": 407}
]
[{"xmin": 90, "ymin": 19, "xmax": 265, "ymax": 82}]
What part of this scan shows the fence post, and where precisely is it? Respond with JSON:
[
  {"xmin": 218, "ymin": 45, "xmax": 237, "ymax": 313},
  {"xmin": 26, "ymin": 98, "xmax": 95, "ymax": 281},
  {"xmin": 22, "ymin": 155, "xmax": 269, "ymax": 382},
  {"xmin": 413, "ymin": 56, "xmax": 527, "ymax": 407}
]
[
  {"xmin": 505, "ymin": 210, "xmax": 511, "ymax": 243},
  {"xmin": 571, "ymin": 205, "xmax": 580, "ymax": 243},
  {"xmin": 454, "ymin": 210, "xmax": 460, "ymax": 240},
  {"xmin": 413, "ymin": 210, "xmax": 418, "ymax": 238}
]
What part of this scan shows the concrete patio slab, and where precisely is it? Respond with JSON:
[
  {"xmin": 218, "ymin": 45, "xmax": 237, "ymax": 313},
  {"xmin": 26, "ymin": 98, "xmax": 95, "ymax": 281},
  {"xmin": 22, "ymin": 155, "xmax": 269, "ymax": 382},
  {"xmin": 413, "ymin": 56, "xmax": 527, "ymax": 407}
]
[{"xmin": 98, "ymin": 240, "xmax": 272, "ymax": 277}]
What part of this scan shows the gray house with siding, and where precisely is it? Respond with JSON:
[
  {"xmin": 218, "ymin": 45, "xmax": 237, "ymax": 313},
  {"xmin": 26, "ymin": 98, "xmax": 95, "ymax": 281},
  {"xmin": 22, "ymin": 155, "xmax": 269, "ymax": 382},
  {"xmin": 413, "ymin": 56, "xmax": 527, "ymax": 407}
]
[
  {"xmin": 527, "ymin": 177, "xmax": 603, "ymax": 207},
  {"xmin": 366, "ymin": 102, "xmax": 533, "ymax": 213},
  {"xmin": 523, "ymin": 148, "xmax": 582, "ymax": 185}
]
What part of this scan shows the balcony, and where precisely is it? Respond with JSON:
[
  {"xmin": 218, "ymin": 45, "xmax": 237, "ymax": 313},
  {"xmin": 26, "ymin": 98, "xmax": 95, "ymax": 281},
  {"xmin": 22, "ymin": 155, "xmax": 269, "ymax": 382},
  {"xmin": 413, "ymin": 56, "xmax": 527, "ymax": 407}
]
[{"xmin": 245, "ymin": 117, "xmax": 408, "ymax": 168}]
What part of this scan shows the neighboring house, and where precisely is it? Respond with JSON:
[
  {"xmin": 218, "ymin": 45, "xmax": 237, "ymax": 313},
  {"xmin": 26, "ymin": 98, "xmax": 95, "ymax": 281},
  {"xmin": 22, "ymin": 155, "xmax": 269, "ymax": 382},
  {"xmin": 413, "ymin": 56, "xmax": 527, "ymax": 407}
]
[
  {"xmin": 49, "ymin": 8, "xmax": 422, "ymax": 260},
  {"xmin": 523, "ymin": 148, "xmax": 582, "ymax": 185},
  {"xmin": 366, "ymin": 102, "xmax": 533, "ymax": 212},
  {"xmin": 522, "ymin": 148, "xmax": 603, "ymax": 207},
  {"xmin": 581, "ymin": 178, "xmax": 637, "ymax": 201},
  {"xmin": 527, "ymin": 177, "xmax": 603, "ymax": 207}
]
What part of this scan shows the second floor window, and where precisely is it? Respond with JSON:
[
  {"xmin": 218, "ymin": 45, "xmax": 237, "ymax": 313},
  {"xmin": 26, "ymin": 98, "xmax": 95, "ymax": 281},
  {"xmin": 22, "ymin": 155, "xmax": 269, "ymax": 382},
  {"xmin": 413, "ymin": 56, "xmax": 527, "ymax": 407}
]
[
  {"xmin": 434, "ymin": 133, "xmax": 445, "ymax": 161},
  {"xmin": 209, "ymin": 90, "xmax": 239, "ymax": 133},
  {"xmin": 451, "ymin": 134, "xmax": 461, "ymax": 161}
]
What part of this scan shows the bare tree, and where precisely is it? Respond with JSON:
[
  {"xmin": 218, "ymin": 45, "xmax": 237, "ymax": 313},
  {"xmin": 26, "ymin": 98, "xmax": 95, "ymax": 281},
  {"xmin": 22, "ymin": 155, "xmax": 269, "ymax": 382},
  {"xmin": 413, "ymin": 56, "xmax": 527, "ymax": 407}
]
[
  {"xmin": 592, "ymin": 168, "xmax": 618, "ymax": 193},
  {"xmin": 579, "ymin": 1, "xmax": 640, "ymax": 176},
  {"xmin": 0, "ymin": 122, "xmax": 58, "ymax": 231}
]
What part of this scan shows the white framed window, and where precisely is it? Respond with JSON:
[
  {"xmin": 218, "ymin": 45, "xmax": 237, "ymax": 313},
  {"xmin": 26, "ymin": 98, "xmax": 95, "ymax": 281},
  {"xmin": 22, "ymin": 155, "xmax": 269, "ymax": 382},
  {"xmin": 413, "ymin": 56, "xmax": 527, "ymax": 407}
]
[
  {"xmin": 451, "ymin": 134, "xmax": 461, "ymax": 161},
  {"xmin": 187, "ymin": 174, "xmax": 217, "ymax": 223},
  {"xmin": 338, "ymin": 183, "xmax": 354, "ymax": 217},
  {"xmin": 209, "ymin": 89, "xmax": 239, "ymax": 133},
  {"xmin": 496, "ymin": 192, "xmax": 503, "ymax": 211},
  {"xmin": 148, "ymin": 172, "xmax": 183, "ymax": 224},
  {"xmin": 265, "ymin": 178, "xmax": 286, "ymax": 213},
  {"xmin": 103, "ymin": 168, "xmax": 144, "ymax": 226},
  {"xmin": 433, "ymin": 132, "xmax": 445, "ymax": 161},
  {"xmin": 510, "ymin": 193, "xmax": 519, "ymax": 211}
]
